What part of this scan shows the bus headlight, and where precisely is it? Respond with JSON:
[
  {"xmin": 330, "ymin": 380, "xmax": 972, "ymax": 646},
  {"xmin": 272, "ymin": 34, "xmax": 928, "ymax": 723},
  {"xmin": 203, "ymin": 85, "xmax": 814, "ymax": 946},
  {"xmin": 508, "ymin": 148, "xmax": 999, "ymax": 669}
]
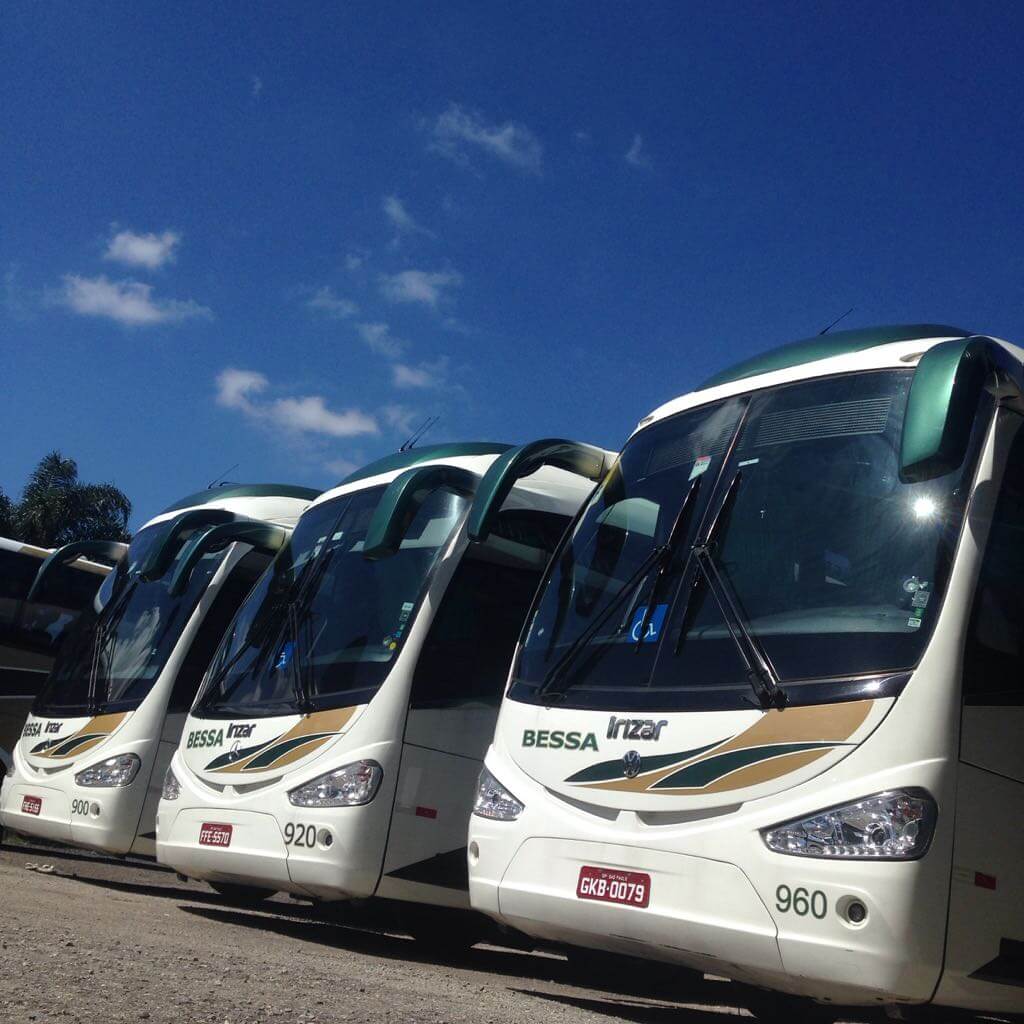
[
  {"xmin": 762, "ymin": 789, "xmax": 936, "ymax": 859},
  {"xmin": 161, "ymin": 766, "xmax": 181, "ymax": 801},
  {"xmin": 288, "ymin": 760, "xmax": 382, "ymax": 808},
  {"xmin": 472, "ymin": 767, "xmax": 524, "ymax": 821},
  {"xmin": 75, "ymin": 754, "xmax": 142, "ymax": 788}
]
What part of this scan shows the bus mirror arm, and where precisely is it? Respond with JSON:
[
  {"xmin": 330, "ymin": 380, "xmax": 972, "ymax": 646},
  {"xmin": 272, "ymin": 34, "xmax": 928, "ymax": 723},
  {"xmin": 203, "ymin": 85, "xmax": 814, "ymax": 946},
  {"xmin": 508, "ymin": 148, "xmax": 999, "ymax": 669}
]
[
  {"xmin": 139, "ymin": 508, "xmax": 236, "ymax": 582},
  {"xmin": 900, "ymin": 336, "xmax": 1024, "ymax": 483},
  {"xmin": 466, "ymin": 439, "xmax": 613, "ymax": 544},
  {"xmin": 363, "ymin": 465, "xmax": 480, "ymax": 561},
  {"xmin": 168, "ymin": 521, "xmax": 288, "ymax": 597},
  {"xmin": 26, "ymin": 540, "xmax": 129, "ymax": 603}
]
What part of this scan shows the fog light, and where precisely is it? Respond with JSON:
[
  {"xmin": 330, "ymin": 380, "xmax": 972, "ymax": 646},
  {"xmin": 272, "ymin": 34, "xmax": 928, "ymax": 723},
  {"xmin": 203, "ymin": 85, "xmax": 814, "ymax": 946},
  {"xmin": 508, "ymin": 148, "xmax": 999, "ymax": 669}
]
[{"xmin": 847, "ymin": 900, "xmax": 867, "ymax": 924}]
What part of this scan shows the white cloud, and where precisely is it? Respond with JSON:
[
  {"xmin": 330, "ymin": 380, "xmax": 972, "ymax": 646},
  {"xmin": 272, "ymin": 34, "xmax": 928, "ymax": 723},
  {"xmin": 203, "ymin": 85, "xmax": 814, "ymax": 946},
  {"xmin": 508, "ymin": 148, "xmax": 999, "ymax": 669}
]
[
  {"xmin": 344, "ymin": 251, "xmax": 366, "ymax": 272},
  {"xmin": 383, "ymin": 195, "xmax": 433, "ymax": 237},
  {"xmin": 103, "ymin": 228, "xmax": 181, "ymax": 270},
  {"xmin": 625, "ymin": 133, "xmax": 652, "ymax": 169},
  {"xmin": 379, "ymin": 269, "xmax": 461, "ymax": 308},
  {"xmin": 428, "ymin": 103, "xmax": 543, "ymax": 174},
  {"xmin": 251, "ymin": 75, "xmax": 263, "ymax": 98},
  {"xmin": 325, "ymin": 457, "xmax": 359, "ymax": 478},
  {"xmin": 61, "ymin": 274, "xmax": 211, "ymax": 326},
  {"xmin": 574, "ymin": 129, "xmax": 592, "ymax": 145},
  {"xmin": 392, "ymin": 357, "xmax": 448, "ymax": 390},
  {"xmin": 215, "ymin": 367, "xmax": 378, "ymax": 438},
  {"xmin": 355, "ymin": 321, "xmax": 406, "ymax": 359},
  {"xmin": 306, "ymin": 286, "xmax": 358, "ymax": 319},
  {"xmin": 382, "ymin": 403, "xmax": 419, "ymax": 435}
]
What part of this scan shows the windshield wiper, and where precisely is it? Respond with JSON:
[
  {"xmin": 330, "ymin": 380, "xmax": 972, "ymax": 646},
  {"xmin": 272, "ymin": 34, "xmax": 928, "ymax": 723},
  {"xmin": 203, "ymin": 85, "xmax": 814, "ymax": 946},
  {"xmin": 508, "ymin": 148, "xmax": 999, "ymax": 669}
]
[
  {"xmin": 632, "ymin": 476, "xmax": 703, "ymax": 649},
  {"xmin": 674, "ymin": 470, "xmax": 787, "ymax": 710},
  {"xmin": 536, "ymin": 541, "xmax": 678, "ymax": 701}
]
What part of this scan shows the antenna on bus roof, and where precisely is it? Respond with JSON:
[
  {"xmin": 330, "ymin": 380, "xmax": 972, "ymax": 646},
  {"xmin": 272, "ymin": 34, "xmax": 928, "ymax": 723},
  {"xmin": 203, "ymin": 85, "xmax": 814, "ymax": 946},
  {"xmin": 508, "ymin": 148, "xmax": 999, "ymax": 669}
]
[
  {"xmin": 399, "ymin": 416, "xmax": 439, "ymax": 452},
  {"xmin": 206, "ymin": 463, "xmax": 239, "ymax": 489},
  {"xmin": 818, "ymin": 307, "xmax": 855, "ymax": 336}
]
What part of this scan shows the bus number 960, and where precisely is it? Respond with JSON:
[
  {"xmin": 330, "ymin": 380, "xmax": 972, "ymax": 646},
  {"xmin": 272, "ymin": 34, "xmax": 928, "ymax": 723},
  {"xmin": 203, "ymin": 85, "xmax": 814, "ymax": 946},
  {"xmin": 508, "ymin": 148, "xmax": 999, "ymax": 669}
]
[{"xmin": 776, "ymin": 884, "xmax": 827, "ymax": 920}]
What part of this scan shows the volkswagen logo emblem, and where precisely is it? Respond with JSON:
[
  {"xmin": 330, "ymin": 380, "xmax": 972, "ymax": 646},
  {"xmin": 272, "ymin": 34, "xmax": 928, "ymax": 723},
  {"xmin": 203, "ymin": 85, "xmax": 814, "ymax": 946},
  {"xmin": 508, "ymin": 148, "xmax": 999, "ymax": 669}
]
[{"xmin": 623, "ymin": 750, "xmax": 642, "ymax": 779}]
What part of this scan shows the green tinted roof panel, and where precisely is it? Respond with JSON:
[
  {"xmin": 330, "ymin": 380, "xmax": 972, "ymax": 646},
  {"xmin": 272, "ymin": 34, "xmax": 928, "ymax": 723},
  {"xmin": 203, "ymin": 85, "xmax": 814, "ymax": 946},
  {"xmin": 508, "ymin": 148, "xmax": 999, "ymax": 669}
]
[
  {"xmin": 160, "ymin": 483, "xmax": 322, "ymax": 515},
  {"xmin": 700, "ymin": 324, "xmax": 973, "ymax": 390},
  {"xmin": 337, "ymin": 443, "xmax": 512, "ymax": 486}
]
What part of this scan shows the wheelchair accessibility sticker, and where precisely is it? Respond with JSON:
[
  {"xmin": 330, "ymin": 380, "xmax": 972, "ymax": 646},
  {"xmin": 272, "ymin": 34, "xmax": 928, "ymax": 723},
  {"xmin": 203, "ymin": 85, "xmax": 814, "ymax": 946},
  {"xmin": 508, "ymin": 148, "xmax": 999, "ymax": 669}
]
[{"xmin": 629, "ymin": 604, "xmax": 668, "ymax": 643}]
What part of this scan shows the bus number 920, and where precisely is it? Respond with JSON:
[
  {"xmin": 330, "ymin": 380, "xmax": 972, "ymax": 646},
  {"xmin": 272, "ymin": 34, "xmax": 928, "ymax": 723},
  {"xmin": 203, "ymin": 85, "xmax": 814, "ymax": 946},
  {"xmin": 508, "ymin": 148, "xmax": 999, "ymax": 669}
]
[{"xmin": 284, "ymin": 822, "xmax": 318, "ymax": 848}]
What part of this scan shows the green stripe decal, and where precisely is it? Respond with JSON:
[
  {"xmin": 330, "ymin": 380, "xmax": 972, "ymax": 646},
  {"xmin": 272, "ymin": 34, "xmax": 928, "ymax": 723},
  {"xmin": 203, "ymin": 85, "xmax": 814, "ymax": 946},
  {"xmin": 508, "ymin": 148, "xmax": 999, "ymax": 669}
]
[
  {"xmin": 204, "ymin": 739, "xmax": 270, "ymax": 771},
  {"xmin": 241, "ymin": 732, "xmax": 334, "ymax": 771},
  {"xmin": 651, "ymin": 742, "xmax": 839, "ymax": 789},
  {"xmin": 566, "ymin": 742, "xmax": 723, "ymax": 784}
]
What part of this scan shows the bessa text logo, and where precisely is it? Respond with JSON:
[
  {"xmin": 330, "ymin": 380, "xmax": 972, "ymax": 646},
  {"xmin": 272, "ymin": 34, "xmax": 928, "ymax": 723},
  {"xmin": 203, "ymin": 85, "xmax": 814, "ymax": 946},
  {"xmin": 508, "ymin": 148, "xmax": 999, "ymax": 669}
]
[
  {"xmin": 522, "ymin": 729, "xmax": 598, "ymax": 751},
  {"xmin": 186, "ymin": 728, "xmax": 225, "ymax": 749}
]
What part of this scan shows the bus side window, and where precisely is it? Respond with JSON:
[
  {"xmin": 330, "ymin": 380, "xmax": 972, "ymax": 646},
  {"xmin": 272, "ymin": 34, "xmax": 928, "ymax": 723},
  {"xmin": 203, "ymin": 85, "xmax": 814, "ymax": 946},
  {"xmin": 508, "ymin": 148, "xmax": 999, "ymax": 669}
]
[
  {"xmin": 166, "ymin": 550, "xmax": 271, "ymax": 714},
  {"xmin": 411, "ymin": 511, "xmax": 570, "ymax": 708},
  {"xmin": 964, "ymin": 426, "xmax": 1024, "ymax": 704}
]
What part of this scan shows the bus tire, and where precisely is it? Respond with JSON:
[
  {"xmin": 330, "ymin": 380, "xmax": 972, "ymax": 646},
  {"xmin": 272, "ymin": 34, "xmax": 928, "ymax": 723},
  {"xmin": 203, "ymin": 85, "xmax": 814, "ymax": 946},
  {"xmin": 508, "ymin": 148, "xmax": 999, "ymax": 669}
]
[
  {"xmin": 741, "ymin": 987, "xmax": 838, "ymax": 1023},
  {"xmin": 401, "ymin": 906, "xmax": 484, "ymax": 952},
  {"xmin": 208, "ymin": 881, "xmax": 276, "ymax": 905}
]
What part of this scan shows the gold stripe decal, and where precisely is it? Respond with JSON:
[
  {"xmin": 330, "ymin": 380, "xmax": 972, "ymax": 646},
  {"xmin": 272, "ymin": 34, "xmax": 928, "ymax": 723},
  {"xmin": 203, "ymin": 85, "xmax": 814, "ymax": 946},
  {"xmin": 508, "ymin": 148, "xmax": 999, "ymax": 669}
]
[
  {"xmin": 204, "ymin": 706, "xmax": 358, "ymax": 775},
  {"xmin": 30, "ymin": 713, "xmax": 129, "ymax": 760},
  {"xmin": 568, "ymin": 700, "xmax": 875, "ymax": 795}
]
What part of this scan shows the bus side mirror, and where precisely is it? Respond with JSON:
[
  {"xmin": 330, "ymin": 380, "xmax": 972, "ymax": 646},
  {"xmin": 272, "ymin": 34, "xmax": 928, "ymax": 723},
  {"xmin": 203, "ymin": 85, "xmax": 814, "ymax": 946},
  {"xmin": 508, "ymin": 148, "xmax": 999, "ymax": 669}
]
[
  {"xmin": 26, "ymin": 540, "xmax": 128, "ymax": 603},
  {"xmin": 466, "ymin": 439, "xmax": 612, "ymax": 544},
  {"xmin": 139, "ymin": 509, "xmax": 236, "ymax": 582},
  {"xmin": 168, "ymin": 521, "xmax": 288, "ymax": 597},
  {"xmin": 900, "ymin": 337, "xmax": 1023, "ymax": 483},
  {"xmin": 362, "ymin": 465, "xmax": 479, "ymax": 561}
]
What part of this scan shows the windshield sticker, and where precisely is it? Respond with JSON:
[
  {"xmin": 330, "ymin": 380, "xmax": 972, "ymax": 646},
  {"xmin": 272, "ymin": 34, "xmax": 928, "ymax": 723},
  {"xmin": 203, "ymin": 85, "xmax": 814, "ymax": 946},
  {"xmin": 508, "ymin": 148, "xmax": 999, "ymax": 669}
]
[
  {"xmin": 274, "ymin": 641, "xmax": 295, "ymax": 671},
  {"xmin": 912, "ymin": 589, "xmax": 931, "ymax": 609},
  {"xmin": 629, "ymin": 604, "xmax": 668, "ymax": 644},
  {"xmin": 689, "ymin": 455, "xmax": 712, "ymax": 481},
  {"xmin": 737, "ymin": 458, "xmax": 760, "ymax": 467},
  {"xmin": 907, "ymin": 616, "xmax": 923, "ymax": 629}
]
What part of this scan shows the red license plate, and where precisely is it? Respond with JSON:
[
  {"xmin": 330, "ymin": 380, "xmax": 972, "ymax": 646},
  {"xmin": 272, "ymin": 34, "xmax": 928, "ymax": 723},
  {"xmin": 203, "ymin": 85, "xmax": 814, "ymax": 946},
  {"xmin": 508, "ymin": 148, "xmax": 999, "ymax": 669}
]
[
  {"xmin": 198, "ymin": 822, "xmax": 233, "ymax": 847},
  {"xmin": 21, "ymin": 795, "xmax": 42, "ymax": 816},
  {"xmin": 576, "ymin": 865, "xmax": 651, "ymax": 908}
]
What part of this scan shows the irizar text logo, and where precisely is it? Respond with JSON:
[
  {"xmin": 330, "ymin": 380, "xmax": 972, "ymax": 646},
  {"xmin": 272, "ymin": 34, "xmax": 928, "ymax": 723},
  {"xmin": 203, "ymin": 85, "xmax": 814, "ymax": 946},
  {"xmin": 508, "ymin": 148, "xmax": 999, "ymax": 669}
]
[
  {"xmin": 522, "ymin": 729, "xmax": 599, "ymax": 751},
  {"xmin": 607, "ymin": 716, "xmax": 668, "ymax": 741}
]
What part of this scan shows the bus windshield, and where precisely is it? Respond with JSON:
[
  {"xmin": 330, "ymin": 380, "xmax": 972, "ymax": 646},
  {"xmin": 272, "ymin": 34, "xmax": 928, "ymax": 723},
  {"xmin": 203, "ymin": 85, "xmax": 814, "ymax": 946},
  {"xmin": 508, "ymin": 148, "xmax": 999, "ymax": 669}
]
[
  {"xmin": 512, "ymin": 369, "xmax": 989, "ymax": 711},
  {"xmin": 195, "ymin": 484, "xmax": 470, "ymax": 719},
  {"xmin": 34, "ymin": 524, "xmax": 229, "ymax": 717}
]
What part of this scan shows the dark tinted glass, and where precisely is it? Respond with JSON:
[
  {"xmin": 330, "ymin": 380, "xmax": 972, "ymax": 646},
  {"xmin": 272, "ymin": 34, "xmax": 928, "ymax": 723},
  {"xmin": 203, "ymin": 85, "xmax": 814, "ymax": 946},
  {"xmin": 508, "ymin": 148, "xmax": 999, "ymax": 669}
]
[{"xmin": 964, "ymin": 423, "xmax": 1024, "ymax": 704}]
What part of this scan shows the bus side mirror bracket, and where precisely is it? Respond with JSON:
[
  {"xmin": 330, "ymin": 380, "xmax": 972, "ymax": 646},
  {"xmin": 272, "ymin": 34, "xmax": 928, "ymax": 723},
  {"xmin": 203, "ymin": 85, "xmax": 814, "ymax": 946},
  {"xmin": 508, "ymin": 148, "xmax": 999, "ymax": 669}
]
[
  {"xmin": 466, "ymin": 438, "xmax": 612, "ymax": 544},
  {"xmin": 900, "ymin": 337, "xmax": 1024, "ymax": 483},
  {"xmin": 363, "ymin": 465, "xmax": 479, "ymax": 561},
  {"xmin": 26, "ymin": 540, "xmax": 128, "ymax": 603},
  {"xmin": 169, "ymin": 521, "xmax": 288, "ymax": 597},
  {"xmin": 139, "ymin": 509, "xmax": 236, "ymax": 582}
]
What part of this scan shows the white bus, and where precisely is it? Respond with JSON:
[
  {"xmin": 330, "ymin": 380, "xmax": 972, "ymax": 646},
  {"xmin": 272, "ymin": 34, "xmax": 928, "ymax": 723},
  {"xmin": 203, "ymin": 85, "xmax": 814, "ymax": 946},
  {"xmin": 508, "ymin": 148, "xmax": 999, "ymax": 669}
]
[
  {"xmin": 0, "ymin": 536, "xmax": 111, "ymax": 775},
  {"xmin": 468, "ymin": 325, "xmax": 1024, "ymax": 1020},
  {"xmin": 156, "ymin": 441, "xmax": 610, "ymax": 936},
  {"xmin": 0, "ymin": 484, "xmax": 318, "ymax": 859}
]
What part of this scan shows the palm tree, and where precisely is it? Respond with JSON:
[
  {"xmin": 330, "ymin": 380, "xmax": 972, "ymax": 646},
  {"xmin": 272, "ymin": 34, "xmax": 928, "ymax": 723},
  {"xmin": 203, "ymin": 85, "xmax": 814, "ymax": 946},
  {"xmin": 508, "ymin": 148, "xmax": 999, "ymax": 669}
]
[{"xmin": 9, "ymin": 451, "xmax": 131, "ymax": 546}]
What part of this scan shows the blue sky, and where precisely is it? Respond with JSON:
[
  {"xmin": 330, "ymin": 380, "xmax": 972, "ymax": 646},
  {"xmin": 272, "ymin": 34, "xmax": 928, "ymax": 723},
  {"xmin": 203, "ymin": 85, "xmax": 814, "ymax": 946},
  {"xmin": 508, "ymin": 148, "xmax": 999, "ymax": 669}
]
[{"xmin": 3, "ymin": 2, "xmax": 1023, "ymax": 527}]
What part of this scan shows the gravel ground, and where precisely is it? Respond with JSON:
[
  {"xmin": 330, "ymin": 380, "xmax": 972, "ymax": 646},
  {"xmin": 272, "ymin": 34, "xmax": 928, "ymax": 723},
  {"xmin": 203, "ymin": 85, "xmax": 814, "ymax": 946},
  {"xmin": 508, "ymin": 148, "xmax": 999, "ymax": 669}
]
[{"xmin": 0, "ymin": 839, "xmax": 876, "ymax": 1024}]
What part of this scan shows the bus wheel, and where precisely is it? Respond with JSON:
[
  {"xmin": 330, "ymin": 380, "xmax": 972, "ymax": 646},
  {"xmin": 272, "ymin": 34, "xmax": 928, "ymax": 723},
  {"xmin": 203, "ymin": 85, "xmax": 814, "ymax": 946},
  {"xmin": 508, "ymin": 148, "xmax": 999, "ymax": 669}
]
[
  {"xmin": 401, "ymin": 907, "xmax": 484, "ymax": 953},
  {"xmin": 565, "ymin": 948, "xmax": 702, "ymax": 993},
  {"xmin": 741, "ymin": 988, "xmax": 838, "ymax": 1023},
  {"xmin": 208, "ymin": 881, "xmax": 276, "ymax": 905}
]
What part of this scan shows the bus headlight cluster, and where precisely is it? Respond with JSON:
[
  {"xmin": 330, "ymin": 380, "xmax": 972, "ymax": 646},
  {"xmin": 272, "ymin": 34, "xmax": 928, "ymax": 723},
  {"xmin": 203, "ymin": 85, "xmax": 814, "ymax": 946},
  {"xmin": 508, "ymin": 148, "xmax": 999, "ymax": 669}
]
[
  {"xmin": 75, "ymin": 753, "xmax": 142, "ymax": 789},
  {"xmin": 472, "ymin": 767, "xmax": 524, "ymax": 821},
  {"xmin": 287, "ymin": 760, "xmax": 382, "ymax": 808},
  {"xmin": 161, "ymin": 766, "xmax": 181, "ymax": 801},
  {"xmin": 762, "ymin": 790, "xmax": 936, "ymax": 859}
]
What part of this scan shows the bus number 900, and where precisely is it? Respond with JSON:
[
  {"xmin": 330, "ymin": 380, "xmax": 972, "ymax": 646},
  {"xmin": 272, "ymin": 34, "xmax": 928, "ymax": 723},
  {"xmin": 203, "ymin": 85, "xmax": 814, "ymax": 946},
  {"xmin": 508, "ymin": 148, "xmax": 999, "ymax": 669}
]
[{"xmin": 776, "ymin": 884, "xmax": 827, "ymax": 920}]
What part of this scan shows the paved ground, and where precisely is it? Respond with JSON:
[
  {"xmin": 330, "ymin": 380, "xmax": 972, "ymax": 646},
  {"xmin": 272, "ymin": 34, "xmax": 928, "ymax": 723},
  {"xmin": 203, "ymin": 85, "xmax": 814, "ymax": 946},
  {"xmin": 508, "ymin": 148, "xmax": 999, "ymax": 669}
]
[{"xmin": 0, "ymin": 839, "xmax": 875, "ymax": 1024}]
